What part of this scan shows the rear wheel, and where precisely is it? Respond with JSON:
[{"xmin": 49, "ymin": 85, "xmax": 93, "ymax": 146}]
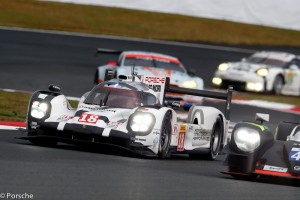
[
  {"xmin": 158, "ymin": 112, "xmax": 172, "ymax": 158},
  {"xmin": 206, "ymin": 116, "xmax": 223, "ymax": 160},
  {"xmin": 275, "ymin": 121, "xmax": 297, "ymax": 141}
]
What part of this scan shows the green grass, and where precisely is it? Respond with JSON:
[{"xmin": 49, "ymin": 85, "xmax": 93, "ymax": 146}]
[{"xmin": 1, "ymin": 0, "xmax": 300, "ymax": 46}]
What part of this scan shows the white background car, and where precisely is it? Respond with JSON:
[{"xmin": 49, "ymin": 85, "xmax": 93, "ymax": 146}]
[
  {"xmin": 212, "ymin": 51, "xmax": 300, "ymax": 96},
  {"xmin": 94, "ymin": 49, "xmax": 204, "ymax": 108}
]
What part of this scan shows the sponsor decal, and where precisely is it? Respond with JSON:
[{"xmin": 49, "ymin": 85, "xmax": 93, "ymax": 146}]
[
  {"xmin": 31, "ymin": 122, "xmax": 38, "ymax": 129},
  {"xmin": 148, "ymin": 84, "xmax": 161, "ymax": 92},
  {"xmin": 193, "ymin": 129, "xmax": 210, "ymax": 141},
  {"xmin": 78, "ymin": 105, "xmax": 116, "ymax": 112},
  {"xmin": 173, "ymin": 124, "xmax": 179, "ymax": 136},
  {"xmin": 177, "ymin": 124, "xmax": 186, "ymax": 151},
  {"xmin": 188, "ymin": 125, "xmax": 194, "ymax": 131},
  {"xmin": 135, "ymin": 138, "xmax": 146, "ymax": 142},
  {"xmin": 144, "ymin": 76, "xmax": 166, "ymax": 84},
  {"xmin": 153, "ymin": 136, "xmax": 159, "ymax": 148},
  {"xmin": 78, "ymin": 114, "xmax": 100, "ymax": 124},
  {"xmin": 289, "ymin": 147, "xmax": 300, "ymax": 161},
  {"xmin": 152, "ymin": 129, "xmax": 160, "ymax": 135},
  {"xmin": 294, "ymin": 166, "xmax": 300, "ymax": 171},
  {"xmin": 263, "ymin": 165, "xmax": 288, "ymax": 173},
  {"xmin": 106, "ymin": 121, "xmax": 123, "ymax": 129},
  {"xmin": 57, "ymin": 114, "xmax": 73, "ymax": 121}
]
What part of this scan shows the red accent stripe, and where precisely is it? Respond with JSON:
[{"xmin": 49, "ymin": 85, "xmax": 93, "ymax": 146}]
[
  {"xmin": 98, "ymin": 79, "xmax": 104, "ymax": 83},
  {"xmin": 290, "ymin": 107, "xmax": 300, "ymax": 113},
  {"xmin": 255, "ymin": 169, "xmax": 300, "ymax": 178},
  {"xmin": 0, "ymin": 121, "xmax": 26, "ymax": 127},
  {"xmin": 125, "ymin": 54, "xmax": 179, "ymax": 64}
]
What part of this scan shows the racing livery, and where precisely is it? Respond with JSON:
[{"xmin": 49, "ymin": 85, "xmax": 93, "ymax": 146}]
[
  {"xmin": 212, "ymin": 51, "xmax": 300, "ymax": 95},
  {"xmin": 223, "ymin": 113, "xmax": 300, "ymax": 179},
  {"xmin": 20, "ymin": 73, "xmax": 232, "ymax": 159},
  {"xmin": 94, "ymin": 49, "xmax": 204, "ymax": 108}
]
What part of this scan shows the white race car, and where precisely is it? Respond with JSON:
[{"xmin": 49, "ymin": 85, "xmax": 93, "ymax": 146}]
[
  {"xmin": 20, "ymin": 73, "xmax": 232, "ymax": 160},
  {"xmin": 94, "ymin": 49, "xmax": 204, "ymax": 109},
  {"xmin": 212, "ymin": 51, "xmax": 300, "ymax": 95}
]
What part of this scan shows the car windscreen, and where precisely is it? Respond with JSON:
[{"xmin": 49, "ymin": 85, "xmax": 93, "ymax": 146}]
[
  {"xmin": 84, "ymin": 86, "xmax": 157, "ymax": 109},
  {"xmin": 247, "ymin": 56, "xmax": 289, "ymax": 68},
  {"xmin": 123, "ymin": 55, "xmax": 185, "ymax": 73}
]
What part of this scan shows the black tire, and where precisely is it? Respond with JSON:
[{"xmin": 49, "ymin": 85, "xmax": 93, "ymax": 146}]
[
  {"xmin": 29, "ymin": 138, "xmax": 57, "ymax": 147},
  {"xmin": 206, "ymin": 116, "xmax": 223, "ymax": 160},
  {"xmin": 272, "ymin": 75, "xmax": 284, "ymax": 95},
  {"xmin": 158, "ymin": 112, "xmax": 172, "ymax": 158},
  {"xmin": 275, "ymin": 121, "xmax": 297, "ymax": 141}
]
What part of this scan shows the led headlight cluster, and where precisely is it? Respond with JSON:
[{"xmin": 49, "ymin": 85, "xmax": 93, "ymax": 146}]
[
  {"xmin": 256, "ymin": 68, "xmax": 268, "ymax": 77},
  {"xmin": 128, "ymin": 112, "xmax": 155, "ymax": 135},
  {"xmin": 182, "ymin": 80, "xmax": 197, "ymax": 89},
  {"xmin": 233, "ymin": 127, "xmax": 260, "ymax": 152},
  {"xmin": 218, "ymin": 63, "xmax": 229, "ymax": 71},
  {"xmin": 212, "ymin": 77, "xmax": 222, "ymax": 86},
  {"xmin": 31, "ymin": 101, "xmax": 49, "ymax": 119}
]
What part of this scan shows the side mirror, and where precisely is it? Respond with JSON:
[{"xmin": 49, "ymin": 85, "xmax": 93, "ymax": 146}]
[
  {"xmin": 255, "ymin": 113, "xmax": 269, "ymax": 124},
  {"xmin": 48, "ymin": 84, "xmax": 61, "ymax": 93},
  {"xmin": 187, "ymin": 69, "xmax": 196, "ymax": 76}
]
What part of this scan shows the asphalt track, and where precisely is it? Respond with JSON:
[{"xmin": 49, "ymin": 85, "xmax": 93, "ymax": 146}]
[{"xmin": 1, "ymin": 28, "xmax": 300, "ymax": 200}]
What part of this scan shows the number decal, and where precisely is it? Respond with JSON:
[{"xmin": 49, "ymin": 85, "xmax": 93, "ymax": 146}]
[
  {"xmin": 177, "ymin": 124, "xmax": 186, "ymax": 151},
  {"xmin": 289, "ymin": 148, "xmax": 300, "ymax": 161},
  {"xmin": 78, "ymin": 114, "xmax": 100, "ymax": 124}
]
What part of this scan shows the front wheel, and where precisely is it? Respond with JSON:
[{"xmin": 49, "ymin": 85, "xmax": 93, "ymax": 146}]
[
  {"xmin": 272, "ymin": 75, "xmax": 284, "ymax": 95},
  {"xmin": 206, "ymin": 116, "xmax": 223, "ymax": 160},
  {"xmin": 158, "ymin": 112, "xmax": 172, "ymax": 158}
]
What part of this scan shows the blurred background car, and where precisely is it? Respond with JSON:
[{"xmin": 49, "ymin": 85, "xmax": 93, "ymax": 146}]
[
  {"xmin": 212, "ymin": 51, "xmax": 300, "ymax": 96},
  {"xmin": 94, "ymin": 49, "xmax": 204, "ymax": 108}
]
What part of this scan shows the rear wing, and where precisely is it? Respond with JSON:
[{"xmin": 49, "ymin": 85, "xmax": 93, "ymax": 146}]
[
  {"xmin": 166, "ymin": 80, "xmax": 233, "ymax": 120},
  {"xmin": 94, "ymin": 48, "xmax": 123, "ymax": 56},
  {"xmin": 140, "ymin": 75, "xmax": 233, "ymax": 120}
]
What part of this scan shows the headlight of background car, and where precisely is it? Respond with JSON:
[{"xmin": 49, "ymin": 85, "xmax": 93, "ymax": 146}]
[
  {"xmin": 182, "ymin": 80, "xmax": 197, "ymax": 89},
  {"xmin": 256, "ymin": 68, "xmax": 268, "ymax": 77},
  {"xmin": 233, "ymin": 127, "xmax": 260, "ymax": 152},
  {"xmin": 218, "ymin": 63, "xmax": 229, "ymax": 71},
  {"xmin": 128, "ymin": 112, "xmax": 155, "ymax": 135},
  {"xmin": 31, "ymin": 101, "xmax": 49, "ymax": 119}
]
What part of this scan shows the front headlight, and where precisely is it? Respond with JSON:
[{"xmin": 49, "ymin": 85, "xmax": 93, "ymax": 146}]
[
  {"xmin": 256, "ymin": 68, "xmax": 268, "ymax": 77},
  {"xmin": 182, "ymin": 80, "xmax": 197, "ymax": 89},
  {"xmin": 218, "ymin": 63, "xmax": 229, "ymax": 71},
  {"xmin": 31, "ymin": 101, "xmax": 48, "ymax": 119},
  {"xmin": 128, "ymin": 112, "xmax": 155, "ymax": 135},
  {"xmin": 234, "ymin": 127, "xmax": 260, "ymax": 152},
  {"xmin": 212, "ymin": 77, "xmax": 222, "ymax": 85}
]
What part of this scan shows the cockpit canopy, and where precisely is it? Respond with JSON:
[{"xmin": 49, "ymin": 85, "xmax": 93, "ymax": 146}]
[{"xmin": 84, "ymin": 82, "xmax": 158, "ymax": 109}]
